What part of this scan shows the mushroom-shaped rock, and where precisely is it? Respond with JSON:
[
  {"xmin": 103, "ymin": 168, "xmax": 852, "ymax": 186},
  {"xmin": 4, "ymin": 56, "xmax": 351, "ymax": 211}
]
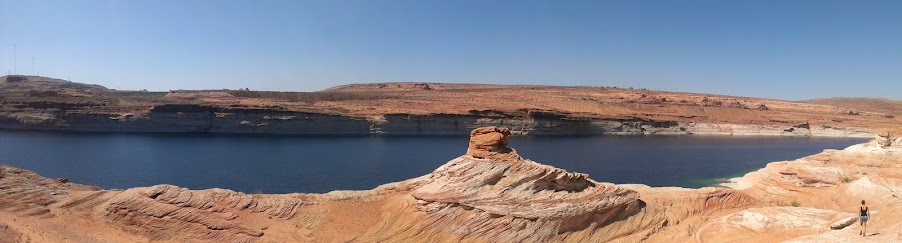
[{"xmin": 466, "ymin": 126, "xmax": 521, "ymax": 161}]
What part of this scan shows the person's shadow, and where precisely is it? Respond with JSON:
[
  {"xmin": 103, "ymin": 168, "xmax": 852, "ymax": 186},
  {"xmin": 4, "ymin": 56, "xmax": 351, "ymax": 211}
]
[{"xmin": 866, "ymin": 232, "xmax": 881, "ymax": 237}]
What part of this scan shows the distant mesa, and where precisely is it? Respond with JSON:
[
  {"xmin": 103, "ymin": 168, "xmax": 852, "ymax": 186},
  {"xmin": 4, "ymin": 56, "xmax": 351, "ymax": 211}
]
[
  {"xmin": 329, "ymin": 82, "xmax": 438, "ymax": 92},
  {"xmin": 0, "ymin": 75, "xmax": 893, "ymax": 137}
]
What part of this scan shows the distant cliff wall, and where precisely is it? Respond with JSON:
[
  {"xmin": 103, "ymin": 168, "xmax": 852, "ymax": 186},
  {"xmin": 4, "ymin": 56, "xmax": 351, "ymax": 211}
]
[{"xmin": 0, "ymin": 106, "xmax": 874, "ymax": 137}]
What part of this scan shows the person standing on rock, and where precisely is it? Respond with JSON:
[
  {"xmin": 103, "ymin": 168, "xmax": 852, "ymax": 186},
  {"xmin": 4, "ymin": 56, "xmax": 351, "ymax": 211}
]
[{"xmin": 860, "ymin": 200, "xmax": 870, "ymax": 236}]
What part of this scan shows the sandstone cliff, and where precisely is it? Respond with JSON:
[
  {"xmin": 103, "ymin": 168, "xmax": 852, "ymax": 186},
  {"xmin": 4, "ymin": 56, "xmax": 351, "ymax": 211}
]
[
  {"xmin": 1, "ymin": 75, "xmax": 896, "ymax": 136},
  {"xmin": 1, "ymin": 127, "xmax": 900, "ymax": 242}
]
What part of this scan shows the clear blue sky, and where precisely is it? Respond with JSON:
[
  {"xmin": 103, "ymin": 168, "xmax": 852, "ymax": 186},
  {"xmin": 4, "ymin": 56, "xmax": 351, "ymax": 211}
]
[{"xmin": 2, "ymin": 0, "xmax": 900, "ymax": 100}]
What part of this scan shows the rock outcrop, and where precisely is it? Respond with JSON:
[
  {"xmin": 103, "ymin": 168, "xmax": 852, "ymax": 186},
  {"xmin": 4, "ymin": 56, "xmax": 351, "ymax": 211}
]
[
  {"xmin": 695, "ymin": 207, "xmax": 856, "ymax": 242},
  {"xmin": 412, "ymin": 157, "xmax": 623, "ymax": 220},
  {"xmin": 465, "ymin": 126, "xmax": 522, "ymax": 161},
  {"xmin": 103, "ymin": 185, "xmax": 308, "ymax": 242},
  {"xmin": 400, "ymin": 153, "xmax": 640, "ymax": 241},
  {"xmin": 0, "ymin": 223, "xmax": 22, "ymax": 243}
]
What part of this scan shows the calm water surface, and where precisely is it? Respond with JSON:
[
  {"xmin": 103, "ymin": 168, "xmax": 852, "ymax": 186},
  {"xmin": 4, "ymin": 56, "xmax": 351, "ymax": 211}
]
[{"xmin": 0, "ymin": 130, "xmax": 867, "ymax": 193}]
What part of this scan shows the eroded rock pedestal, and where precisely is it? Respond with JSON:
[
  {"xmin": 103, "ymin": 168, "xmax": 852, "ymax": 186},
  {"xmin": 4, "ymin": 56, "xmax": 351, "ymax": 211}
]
[
  {"xmin": 465, "ymin": 126, "xmax": 522, "ymax": 161},
  {"xmin": 0, "ymin": 126, "xmax": 899, "ymax": 242}
]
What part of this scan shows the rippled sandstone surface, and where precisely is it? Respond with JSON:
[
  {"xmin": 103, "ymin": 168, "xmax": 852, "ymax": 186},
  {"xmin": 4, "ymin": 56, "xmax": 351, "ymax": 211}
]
[{"xmin": 1, "ymin": 127, "xmax": 901, "ymax": 242}]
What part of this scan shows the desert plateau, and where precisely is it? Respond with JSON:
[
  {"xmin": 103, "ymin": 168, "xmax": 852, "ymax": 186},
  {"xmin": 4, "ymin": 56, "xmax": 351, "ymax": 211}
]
[{"xmin": 1, "ymin": 75, "xmax": 897, "ymax": 136}]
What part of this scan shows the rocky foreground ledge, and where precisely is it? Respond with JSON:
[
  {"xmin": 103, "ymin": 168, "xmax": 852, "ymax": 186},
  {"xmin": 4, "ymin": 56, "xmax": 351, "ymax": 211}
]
[{"xmin": 1, "ymin": 127, "xmax": 901, "ymax": 242}]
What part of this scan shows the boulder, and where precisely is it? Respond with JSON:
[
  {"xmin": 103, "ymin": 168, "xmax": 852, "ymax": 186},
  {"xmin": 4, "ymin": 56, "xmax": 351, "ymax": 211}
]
[{"xmin": 830, "ymin": 216, "xmax": 857, "ymax": 230}]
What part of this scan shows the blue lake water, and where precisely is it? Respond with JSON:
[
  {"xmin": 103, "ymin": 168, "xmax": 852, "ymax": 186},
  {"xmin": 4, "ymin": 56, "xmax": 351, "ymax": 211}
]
[{"xmin": 0, "ymin": 130, "xmax": 868, "ymax": 193}]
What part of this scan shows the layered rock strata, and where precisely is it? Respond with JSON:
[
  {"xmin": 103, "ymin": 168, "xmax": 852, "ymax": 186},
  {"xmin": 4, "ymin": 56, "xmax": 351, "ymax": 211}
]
[
  {"xmin": 0, "ymin": 108, "xmax": 876, "ymax": 137},
  {"xmin": 1, "ymin": 75, "xmax": 890, "ymax": 137}
]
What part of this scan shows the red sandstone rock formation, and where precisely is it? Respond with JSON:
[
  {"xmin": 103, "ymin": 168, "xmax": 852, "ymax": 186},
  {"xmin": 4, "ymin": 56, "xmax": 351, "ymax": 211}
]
[
  {"xmin": 103, "ymin": 185, "xmax": 308, "ymax": 242},
  {"xmin": 466, "ymin": 126, "xmax": 522, "ymax": 161}
]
